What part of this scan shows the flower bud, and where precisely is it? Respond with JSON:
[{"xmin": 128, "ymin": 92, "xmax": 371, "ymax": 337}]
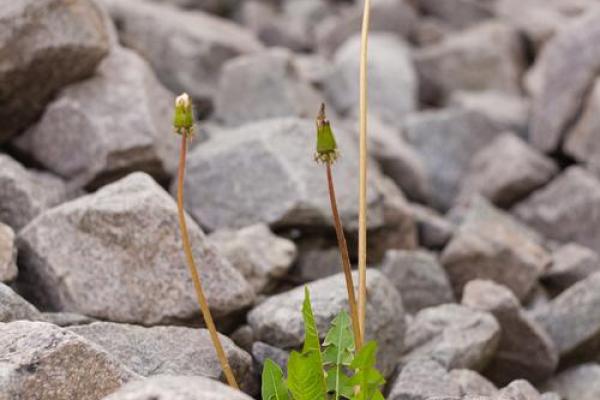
[
  {"xmin": 315, "ymin": 103, "xmax": 338, "ymax": 164},
  {"xmin": 173, "ymin": 93, "xmax": 194, "ymax": 135}
]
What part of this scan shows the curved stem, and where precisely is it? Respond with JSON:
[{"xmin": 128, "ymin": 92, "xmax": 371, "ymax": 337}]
[{"xmin": 176, "ymin": 133, "xmax": 239, "ymax": 389}]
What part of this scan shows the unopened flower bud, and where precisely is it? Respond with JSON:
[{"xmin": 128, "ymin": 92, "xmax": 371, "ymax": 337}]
[
  {"xmin": 314, "ymin": 103, "xmax": 339, "ymax": 164},
  {"xmin": 173, "ymin": 93, "xmax": 194, "ymax": 136}
]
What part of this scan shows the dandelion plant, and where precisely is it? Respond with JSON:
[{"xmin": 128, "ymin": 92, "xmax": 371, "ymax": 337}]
[
  {"xmin": 173, "ymin": 93, "xmax": 239, "ymax": 389},
  {"xmin": 314, "ymin": 103, "xmax": 362, "ymax": 349}
]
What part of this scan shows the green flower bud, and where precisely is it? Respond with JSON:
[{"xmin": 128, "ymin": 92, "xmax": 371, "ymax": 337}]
[
  {"xmin": 315, "ymin": 103, "xmax": 339, "ymax": 164},
  {"xmin": 173, "ymin": 93, "xmax": 194, "ymax": 136}
]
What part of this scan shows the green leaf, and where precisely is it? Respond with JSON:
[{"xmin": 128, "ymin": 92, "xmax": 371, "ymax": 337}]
[
  {"xmin": 302, "ymin": 287, "xmax": 322, "ymax": 356},
  {"xmin": 322, "ymin": 311, "xmax": 355, "ymax": 400},
  {"xmin": 349, "ymin": 341, "xmax": 385, "ymax": 400},
  {"xmin": 262, "ymin": 359, "xmax": 289, "ymax": 400},
  {"xmin": 326, "ymin": 367, "xmax": 354, "ymax": 399},
  {"xmin": 287, "ymin": 351, "xmax": 327, "ymax": 400}
]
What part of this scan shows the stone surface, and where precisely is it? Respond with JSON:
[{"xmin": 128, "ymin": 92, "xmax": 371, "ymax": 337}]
[
  {"xmin": 69, "ymin": 322, "xmax": 256, "ymax": 394},
  {"xmin": 381, "ymin": 249, "xmax": 455, "ymax": 314},
  {"xmin": 462, "ymin": 280, "xmax": 558, "ymax": 385},
  {"xmin": 542, "ymin": 363, "xmax": 600, "ymax": 400},
  {"xmin": 247, "ymin": 270, "xmax": 405, "ymax": 377},
  {"xmin": 0, "ymin": 321, "xmax": 135, "ymax": 400},
  {"xmin": 543, "ymin": 243, "xmax": 600, "ymax": 294},
  {"xmin": 146, "ymin": 0, "xmax": 242, "ymax": 15},
  {"xmin": 43, "ymin": 312, "xmax": 96, "ymax": 327},
  {"xmin": 458, "ymin": 133, "xmax": 558, "ymax": 208},
  {"xmin": 0, "ymin": 154, "xmax": 69, "ymax": 231},
  {"xmin": 215, "ymin": 49, "xmax": 319, "ymax": 126},
  {"xmin": 415, "ymin": 22, "xmax": 525, "ymax": 105},
  {"xmin": 0, "ymin": 223, "xmax": 17, "ymax": 282},
  {"xmin": 14, "ymin": 47, "xmax": 178, "ymax": 189},
  {"xmin": 388, "ymin": 358, "xmax": 462, "ymax": 400},
  {"xmin": 101, "ymin": 375, "xmax": 254, "ymax": 400},
  {"xmin": 498, "ymin": 380, "xmax": 542, "ymax": 400},
  {"xmin": 251, "ymin": 341, "xmax": 289, "ymax": 372},
  {"xmin": 403, "ymin": 109, "xmax": 502, "ymax": 211},
  {"xmin": 99, "ymin": 0, "xmax": 262, "ymax": 104},
  {"xmin": 403, "ymin": 304, "xmax": 500, "ymax": 371},
  {"xmin": 17, "ymin": 172, "xmax": 254, "ymax": 324},
  {"xmin": 448, "ymin": 369, "xmax": 499, "ymax": 397},
  {"xmin": 514, "ymin": 167, "xmax": 600, "ymax": 254},
  {"xmin": 410, "ymin": 203, "xmax": 454, "ymax": 250},
  {"xmin": 291, "ymin": 237, "xmax": 342, "ymax": 282},
  {"xmin": 0, "ymin": 0, "xmax": 110, "ymax": 143},
  {"xmin": 0, "ymin": 282, "xmax": 43, "ymax": 323},
  {"xmin": 416, "ymin": 0, "xmax": 494, "ymax": 29},
  {"xmin": 442, "ymin": 197, "xmax": 550, "ymax": 300},
  {"xmin": 325, "ymin": 33, "xmax": 417, "ymax": 128}
]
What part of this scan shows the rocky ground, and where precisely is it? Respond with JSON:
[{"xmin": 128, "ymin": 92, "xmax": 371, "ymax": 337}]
[{"xmin": 2, "ymin": 0, "xmax": 600, "ymax": 399}]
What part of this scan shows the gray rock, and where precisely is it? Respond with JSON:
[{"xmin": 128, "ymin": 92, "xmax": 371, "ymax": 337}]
[
  {"xmin": 101, "ymin": 375, "xmax": 253, "ymax": 400},
  {"xmin": 0, "ymin": 282, "xmax": 43, "ymax": 323},
  {"xmin": 462, "ymin": 280, "xmax": 558, "ymax": 385},
  {"xmin": 542, "ymin": 363, "xmax": 600, "ymax": 400},
  {"xmin": 99, "ymin": 0, "xmax": 262, "ymax": 104},
  {"xmin": 251, "ymin": 341, "xmax": 289, "ymax": 372},
  {"xmin": 0, "ymin": 154, "xmax": 69, "ymax": 231},
  {"xmin": 215, "ymin": 49, "xmax": 319, "ymax": 126},
  {"xmin": 230, "ymin": 325, "xmax": 254, "ymax": 353},
  {"xmin": 540, "ymin": 393, "xmax": 561, "ymax": 400},
  {"xmin": 292, "ymin": 238, "xmax": 341, "ymax": 282},
  {"xmin": 498, "ymin": 380, "xmax": 542, "ymax": 400},
  {"xmin": 43, "ymin": 312, "xmax": 96, "ymax": 327},
  {"xmin": 410, "ymin": 203, "xmax": 454, "ymax": 250},
  {"xmin": 543, "ymin": 243, "xmax": 600, "ymax": 294},
  {"xmin": 403, "ymin": 304, "xmax": 500, "ymax": 371},
  {"xmin": 415, "ymin": 22, "xmax": 525, "ymax": 105},
  {"xmin": 388, "ymin": 358, "xmax": 462, "ymax": 400},
  {"xmin": 514, "ymin": 167, "xmax": 600, "ymax": 254},
  {"xmin": 403, "ymin": 109, "xmax": 502, "ymax": 210},
  {"xmin": 415, "ymin": 0, "xmax": 494, "ymax": 29},
  {"xmin": 325, "ymin": 33, "xmax": 417, "ymax": 128},
  {"xmin": 458, "ymin": 133, "xmax": 558, "ymax": 208},
  {"xmin": 530, "ymin": 10, "xmax": 600, "ymax": 153},
  {"xmin": 0, "ymin": 223, "xmax": 17, "ymax": 282},
  {"xmin": 413, "ymin": 17, "xmax": 452, "ymax": 47},
  {"xmin": 14, "ymin": 47, "xmax": 178, "ymax": 189},
  {"xmin": 17, "ymin": 172, "xmax": 254, "ymax": 324},
  {"xmin": 442, "ymin": 197, "xmax": 550, "ymax": 300},
  {"xmin": 448, "ymin": 369, "xmax": 498, "ymax": 397},
  {"xmin": 532, "ymin": 272, "xmax": 600, "ymax": 364},
  {"xmin": 146, "ymin": 0, "xmax": 242, "ymax": 14},
  {"xmin": 247, "ymin": 270, "xmax": 405, "ymax": 377},
  {"xmin": 208, "ymin": 224, "xmax": 296, "ymax": 294},
  {"xmin": 0, "ymin": 0, "xmax": 109, "ymax": 143},
  {"xmin": 69, "ymin": 322, "xmax": 255, "ymax": 394},
  {"xmin": 381, "ymin": 249, "xmax": 455, "ymax": 314},
  {"xmin": 0, "ymin": 321, "xmax": 135, "ymax": 399}
]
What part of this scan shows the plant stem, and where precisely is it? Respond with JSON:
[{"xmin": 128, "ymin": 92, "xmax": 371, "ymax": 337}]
[
  {"xmin": 176, "ymin": 133, "xmax": 239, "ymax": 389},
  {"xmin": 358, "ymin": 0, "xmax": 371, "ymax": 342},
  {"xmin": 326, "ymin": 161, "xmax": 363, "ymax": 350}
]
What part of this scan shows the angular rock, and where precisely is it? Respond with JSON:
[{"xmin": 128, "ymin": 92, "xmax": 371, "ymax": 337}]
[
  {"xmin": 449, "ymin": 369, "xmax": 498, "ymax": 397},
  {"xmin": 459, "ymin": 133, "xmax": 558, "ymax": 208},
  {"xmin": 17, "ymin": 172, "xmax": 254, "ymax": 324},
  {"xmin": 0, "ymin": 223, "xmax": 17, "ymax": 282},
  {"xmin": 543, "ymin": 243, "xmax": 600, "ymax": 294},
  {"xmin": 69, "ymin": 322, "xmax": 255, "ymax": 394},
  {"xmin": 403, "ymin": 109, "xmax": 502, "ymax": 210},
  {"xmin": 0, "ymin": 0, "xmax": 109, "ymax": 143},
  {"xmin": 416, "ymin": 0, "xmax": 494, "ymax": 29},
  {"xmin": 415, "ymin": 22, "xmax": 525, "ymax": 105},
  {"xmin": 514, "ymin": 167, "xmax": 600, "ymax": 254},
  {"xmin": 252, "ymin": 341, "xmax": 289, "ymax": 372},
  {"xmin": 102, "ymin": 375, "xmax": 253, "ymax": 400},
  {"xmin": 388, "ymin": 358, "xmax": 462, "ymax": 400},
  {"xmin": 146, "ymin": 0, "xmax": 241, "ymax": 15},
  {"xmin": 43, "ymin": 312, "xmax": 96, "ymax": 327},
  {"xmin": 325, "ymin": 33, "xmax": 417, "ymax": 128},
  {"xmin": 0, "ymin": 282, "xmax": 43, "ymax": 323},
  {"xmin": 403, "ymin": 304, "xmax": 500, "ymax": 371},
  {"xmin": 410, "ymin": 203, "xmax": 454, "ymax": 250},
  {"xmin": 442, "ymin": 197, "xmax": 550, "ymax": 300},
  {"xmin": 381, "ymin": 249, "xmax": 455, "ymax": 314},
  {"xmin": 292, "ymin": 237, "xmax": 341, "ymax": 282},
  {"xmin": 247, "ymin": 270, "xmax": 405, "ymax": 377},
  {"xmin": 0, "ymin": 321, "xmax": 135, "ymax": 399},
  {"xmin": 215, "ymin": 49, "xmax": 319, "ymax": 126},
  {"xmin": 413, "ymin": 16, "xmax": 452, "ymax": 47},
  {"xmin": 498, "ymin": 380, "xmax": 542, "ymax": 400},
  {"xmin": 542, "ymin": 363, "xmax": 600, "ymax": 400},
  {"xmin": 99, "ymin": 0, "xmax": 262, "ymax": 104},
  {"xmin": 14, "ymin": 47, "xmax": 178, "ymax": 189},
  {"xmin": 0, "ymin": 154, "xmax": 68, "ymax": 231},
  {"xmin": 462, "ymin": 280, "xmax": 558, "ymax": 385}
]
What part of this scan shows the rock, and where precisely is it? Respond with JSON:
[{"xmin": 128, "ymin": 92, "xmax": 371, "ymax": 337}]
[
  {"xmin": 448, "ymin": 369, "xmax": 498, "ymax": 397},
  {"xmin": 388, "ymin": 358, "xmax": 462, "ymax": 400},
  {"xmin": 102, "ymin": 375, "xmax": 253, "ymax": 400},
  {"xmin": 0, "ymin": 321, "xmax": 135, "ymax": 399},
  {"xmin": 325, "ymin": 33, "xmax": 417, "ymax": 128},
  {"xmin": 0, "ymin": 0, "xmax": 109, "ymax": 143},
  {"xmin": 291, "ymin": 238, "xmax": 341, "ymax": 282},
  {"xmin": 415, "ymin": 22, "xmax": 525, "ymax": 105},
  {"xmin": 462, "ymin": 280, "xmax": 558, "ymax": 385},
  {"xmin": 215, "ymin": 49, "xmax": 319, "ymax": 126},
  {"xmin": 413, "ymin": 16, "xmax": 452, "ymax": 46},
  {"xmin": 442, "ymin": 196, "xmax": 550, "ymax": 300},
  {"xmin": 542, "ymin": 363, "xmax": 600, "ymax": 400},
  {"xmin": 409, "ymin": 203, "xmax": 454, "ymax": 250},
  {"xmin": 498, "ymin": 380, "xmax": 542, "ymax": 400},
  {"xmin": 247, "ymin": 270, "xmax": 405, "ymax": 377},
  {"xmin": 403, "ymin": 109, "xmax": 502, "ymax": 211},
  {"xmin": 69, "ymin": 322, "xmax": 256, "ymax": 394},
  {"xmin": 0, "ymin": 282, "xmax": 43, "ymax": 323},
  {"xmin": 14, "ymin": 47, "xmax": 178, "ymax": 190},
  {"xmin": 43, "ymin": 312, "xmax": 96, "ymax": 327},
  {"xmin": 540, "ymin": 393, "xmax": 561, "ymax": 400},
  {"xmin": 17, "ymin": 172, "xmax": 254, "ymax": 324},
  {"xmin": 99, "ymin": 0, "xmax": 262, "ymax": 105},
  {"xmin": 251, "ymin": 341, "xmax": 289, "ymax": 372},
  {"xmin": 0, "ymin": 154, "xmax": 69, "ymax": 231},
  {"xmin": 380, "ymin": 249, "xmax": 455, "ymax": 314},
  {"xmin": 513, "ymin": 167, "xmax": 600, "ymax": 254},
  {"xmin": 0, "ymin": 223, "xmax": 17, "ymax": 282},
  {"xmin": 415, "ymin": 0, "xmax": 494, "ymax": 29},
  {"xmin": 529, "ymin": 10, "xmax": 600, "ymax": 153},
  {"xmin": 458, "ymin": 133, "xmax": 559, "ymax": 208},
  {"xmin": 532, "ymin": 272, "xmax": 600, "ymax": 364},
  {"xmin": 403, "ymin": 304, "xmax": 500, "ymax": 371},
  {"xmin": 543, "ymin": 243, "xmax": 600, "ymax": 294},
  {"xmin": 230, "ymin": 325, "xmax": 254, "ymax": 353}
]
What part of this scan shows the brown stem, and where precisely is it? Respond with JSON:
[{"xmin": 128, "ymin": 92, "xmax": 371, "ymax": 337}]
[
  {"xmin": 176, "ymin": 133, "xmax": 239, "ymax": 389},
  {"xmin": 326, "ymin": 161, "xmax": 363, "ymax": 349}
]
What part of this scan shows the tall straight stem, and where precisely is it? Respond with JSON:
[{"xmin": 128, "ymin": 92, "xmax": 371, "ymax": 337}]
[
  {"xmin": 326, "ymin": 162, "xmax": 363, "ymax": 349},
  {"xmin": 176, "ymin": 134, "xmax": 239, "ymax": 389}
]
